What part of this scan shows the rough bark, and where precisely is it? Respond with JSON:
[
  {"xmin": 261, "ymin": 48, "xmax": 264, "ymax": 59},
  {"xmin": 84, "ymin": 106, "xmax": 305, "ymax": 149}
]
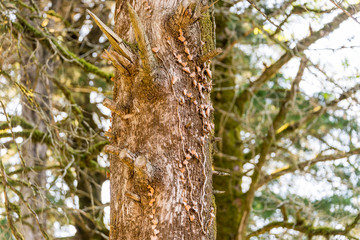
[{"xmin": 99, "ymin": 0, "xmax": 216, "ymax": 239}]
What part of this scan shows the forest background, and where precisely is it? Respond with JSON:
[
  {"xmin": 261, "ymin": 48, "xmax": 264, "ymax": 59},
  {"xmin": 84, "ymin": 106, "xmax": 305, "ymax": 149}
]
[{"xmin": 1, "ymin": 0, "xmax": 360, "ymax": 239}]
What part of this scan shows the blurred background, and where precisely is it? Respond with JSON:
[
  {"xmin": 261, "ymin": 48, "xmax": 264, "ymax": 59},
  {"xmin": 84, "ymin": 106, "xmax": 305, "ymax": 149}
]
[{"xmin": 1, "ymin": 0, "xmax": 360, "ymax": 239}]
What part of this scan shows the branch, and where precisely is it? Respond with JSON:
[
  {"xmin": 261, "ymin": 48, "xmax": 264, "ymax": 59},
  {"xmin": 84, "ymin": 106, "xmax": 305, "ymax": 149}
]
[
  {"xmin": 12, "ymin": 14, "xmax": 113, "ymax": 81},
  {"xmin": 236, "ymin": 3, "xmax": 360, "ymax": 115},
  {"xmin": 7, "ymin": 165, "xmax": 62, "ymax": 176},
  {"xmin": 291, "ymin": 5, "xmax": 334, "ymax": 15},
  {"xmin": 247, "ymin": 0, "xmax": 283, "ymax": 30},
  {"xmin": 329, "ymin": 0, "xmax": 360, "ymax": 24},
  {"xmin": 235, "ymin": 60, "xmax": 307, "ymax": 238},
  {"xmin": 200, "ymin": 48, "xmax": 223, "ymax": 63},
  {"xmin": 0, "ymin": 162, "xmax": 50, "ymax": 239},
  {"xmin": 247, "ymin": 212, "xmax": 360, "ymax": 239},
  {"xmin": 218, "ymin": 0, "xmax": 296, "ymax": 61},
  {"xmin": 51, "ymin": 77, "xmax": 83, "ymax": 121},
  {"xmin": 272, "ymin": 59, "xmax": 307, "ymax": 134},
  {"xmin": 80, "ymin": 140, "xmax": 109, "ymax": 168},
  {"xmin": 127, "ymin": 3, "xmax": 156, "ymax": 78},
  {"xmin": 0, "ymin": 116, "xmax": 33, "ymax": 130},
  {"xmin": 102, "ymin": 49, "xmax": 132, "ymax": 75},
  {"xmin": 257, "ymin": 148, "xmax": 360, "ymax": 189},
  {"xmin": 276, "ymin": 83, "xmax": 360, "ymax": 137},
  {"xmin": 246, "ymin": 59, "xmax": 307, "ymax": 195},
  {"xmin": 0, "ymin": 162, "xmax": 24, "ymax": 240},
  {"xmin": 86, "ymin": 10, "xmax": 134, "ymax": 62},
  {"xmin": 0, "ymin": 129, "xmax": 51, "ymax": 145}
]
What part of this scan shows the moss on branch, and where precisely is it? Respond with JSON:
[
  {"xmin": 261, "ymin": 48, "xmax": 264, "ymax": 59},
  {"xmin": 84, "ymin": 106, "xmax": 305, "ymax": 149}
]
[
  {"xmin": 0, "ymin": 116, "xmax": 33, "ymax": 130},
  {"xmin": 80, "ymin": 140, "xmax": 109, "ymax": 169},
  {"xmin": 13, "ymin": 14, "xmax": 113, "ymax": 82},
  {"xmin": 0, "ymin": 129, "xmax": 51, "ymax": 145}
]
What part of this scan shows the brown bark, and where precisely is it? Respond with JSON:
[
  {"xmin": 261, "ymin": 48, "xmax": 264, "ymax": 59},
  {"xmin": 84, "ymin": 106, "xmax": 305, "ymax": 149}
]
[{"xmin": 100, "ymin": 0, "xmax": 216, "ymax": 239}]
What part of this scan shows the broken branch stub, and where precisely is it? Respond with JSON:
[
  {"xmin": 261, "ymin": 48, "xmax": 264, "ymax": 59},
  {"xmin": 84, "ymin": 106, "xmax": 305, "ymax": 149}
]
[
  {"xmin": 127, "ymin": 3, "xmax": 157, "ymax": 78},
  {"xmin": 87, "ymin": 9, "xmax": 134, "ymax": 62},
  {"xmin": 104, "ymin": 145, "xmax": 135, "ymax": 170},
  {"xmin": 200, "ymin": 48, "xmax": 223, "ymax": 63},
  {"xmin": 103, "ymin": 49, "xmax": 130, "ymax": 75},
  {"xmin": 103, "ymin": 98, "xmax": 134, "ymax": 119},
  {"xmin": 104, "ymin": 145, "xmax": 152, "ymax": 181}
]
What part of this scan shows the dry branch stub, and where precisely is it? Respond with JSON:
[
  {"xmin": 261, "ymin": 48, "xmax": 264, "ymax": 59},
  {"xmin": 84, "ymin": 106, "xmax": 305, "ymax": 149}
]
[
  {"xmin": 91, "ymin": 1, "xmax": 215, "ymax": 239},
  {"xmin": 87, "ymin": 9, "xmax": 134, "ymax": 62}
]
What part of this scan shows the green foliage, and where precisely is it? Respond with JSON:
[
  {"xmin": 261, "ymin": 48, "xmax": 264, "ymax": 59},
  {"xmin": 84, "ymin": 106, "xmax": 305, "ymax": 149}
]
[{"xmin": 0, "ymin": 218, "xmax": 13, "ymax": 240}]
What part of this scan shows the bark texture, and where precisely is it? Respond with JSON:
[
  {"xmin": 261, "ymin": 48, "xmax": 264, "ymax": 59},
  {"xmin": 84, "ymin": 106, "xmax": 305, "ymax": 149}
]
[{"xmin": 102, "ymin": 0, "xmax": 216, "ymax": 239}]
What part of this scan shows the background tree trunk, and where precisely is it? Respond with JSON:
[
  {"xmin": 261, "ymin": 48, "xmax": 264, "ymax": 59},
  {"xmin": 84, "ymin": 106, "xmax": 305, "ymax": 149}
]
[
  {"xmin": 104, "ymin": 0, "xmax": 217, "ymax": 239},
  {"xmin": 19, "ymin": 41, "xmax": 51, "ymax": 240}
]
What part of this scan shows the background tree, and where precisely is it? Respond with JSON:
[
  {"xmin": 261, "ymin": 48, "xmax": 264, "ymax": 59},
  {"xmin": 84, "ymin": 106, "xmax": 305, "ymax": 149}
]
[
  {"xmin": 1, "ymin": 0, "xmax": 113, "ymax": 239},
  {"xmin": 0, "ymin": 0, "xmax": 360, "ymax": 240},
  {"xmin": 212, "ymin": 1, "xmax": 360, "ymax": 239}
]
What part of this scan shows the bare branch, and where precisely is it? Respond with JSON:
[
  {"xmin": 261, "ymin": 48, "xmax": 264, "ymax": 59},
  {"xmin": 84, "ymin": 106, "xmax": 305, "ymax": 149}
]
[
  {"xmin": 236, "ymin": 3, "xmax": 360, "ymax": 115},
  {"xmin": 329, "ymin": 0, "xmax": 360, "ymax": 24},
  {"xmin": 272, "ymin": 59, "xmax": 307, "ymax": 135},
  {"xmin": 257, "ymin": 148, "xmax": 360, "ymax": 189},
  {"xmin": 12, "ymin": 14, "xmax": 113, "ymax": 81},
  {"xmin": 0, "ymin": 162, "xmax": 24, "ymax": 240},
  {"xmin": 247, "ymin": 212, "xmax": 360, "ymax": 239},
  {"xmin": 200, "ymin": 48, "xmax": 223, "ymax": 63},
  {"xmin": 235, "ymin": 59, "xmax": 307, "ymax": 239},
  {"xmin": 276, "ymin": 83, "xmax": 360, "ymax": 137},
  {"xmin": 247, "ymin": 0, "xmax": 283, "ymax": 31}
]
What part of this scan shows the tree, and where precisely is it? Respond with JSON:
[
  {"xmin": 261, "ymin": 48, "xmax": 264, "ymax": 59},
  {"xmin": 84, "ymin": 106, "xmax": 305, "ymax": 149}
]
[
  {"xmin": 1, "ymin": 0, "xmax": 218, "ymax": 239},
  {"xmin": 1, "ymin": 0, "xmax": 360, "ymax": 240},
  {"xmin": 212, "ymin": 1, "xmax": 360, "ymax": 239},
  {"xmin": 0, "ymin": 0, "xmax": 112, "ymax": 239},
  {"xmin": 90, "ymin": 0, "xmax": 217, "ymax": 239}
]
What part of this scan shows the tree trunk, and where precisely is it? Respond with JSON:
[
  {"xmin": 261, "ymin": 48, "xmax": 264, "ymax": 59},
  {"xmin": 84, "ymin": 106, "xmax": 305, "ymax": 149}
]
[
  {"xmin": 97, "ymin": 0, "xmax": 217, "ymax": 239},
  {"xmin": 19, "ymin": 43, "xmax": 51, "ymax": 240}
]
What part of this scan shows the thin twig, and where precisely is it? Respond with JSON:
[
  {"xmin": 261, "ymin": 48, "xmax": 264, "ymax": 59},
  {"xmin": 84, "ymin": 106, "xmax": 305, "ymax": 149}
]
[{"xmin": 247, "ymin": 0, "xmax": 283, "ymax": 31}]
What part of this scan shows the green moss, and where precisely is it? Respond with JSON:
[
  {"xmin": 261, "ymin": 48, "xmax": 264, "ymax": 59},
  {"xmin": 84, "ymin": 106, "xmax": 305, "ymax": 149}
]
[
  {"xmin": 200, "ymin": 11, "xmax": 215, "ymax": 54},
  {"xmin": 0, "ymin": 130, "xmax": 51, "ymax": 144},
  {"xmin": 45, "ymin": 10, "xmax": 71, "ymax": 27},
  {"xmin": 51, "ymin": 40, "xmax": 113, "ymax": 81},
  {"xmin": 89, "ymin": 141, "xmax": 109, "ymax": 156},
  {"xmin": 14, "ymin": 0, "xmax": 36, "ymax": 12},
  {"xmin": 79, "ymin": 140, "xmax": 109, "ymax": 169},
  {"xmin": 212, "ymin": 194, "xmax": 217, "ymax": 239},
  {"xmin": 14, "ymin": 14, "xmax": 113, "ymax": 82},
  {"xmin": 0, "ymin": 116, "xmax": 33, "ymax": 130}
]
